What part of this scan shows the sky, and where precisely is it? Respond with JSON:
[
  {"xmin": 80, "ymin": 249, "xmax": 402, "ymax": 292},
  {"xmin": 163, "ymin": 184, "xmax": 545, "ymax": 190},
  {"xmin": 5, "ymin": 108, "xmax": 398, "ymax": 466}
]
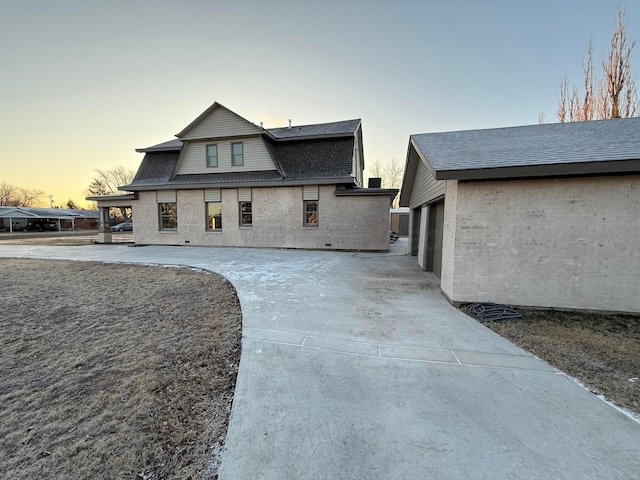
[{"xmin": 1, "ymin": 0, "xmax": 639, "ymax": 208}]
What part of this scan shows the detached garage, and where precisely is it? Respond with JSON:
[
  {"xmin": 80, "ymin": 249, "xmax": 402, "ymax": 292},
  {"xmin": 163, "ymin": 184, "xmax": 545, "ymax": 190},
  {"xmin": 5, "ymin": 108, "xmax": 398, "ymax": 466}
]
[{"xmin": 400, "ymin": 117, "xmax": 640, "ymax": 313}]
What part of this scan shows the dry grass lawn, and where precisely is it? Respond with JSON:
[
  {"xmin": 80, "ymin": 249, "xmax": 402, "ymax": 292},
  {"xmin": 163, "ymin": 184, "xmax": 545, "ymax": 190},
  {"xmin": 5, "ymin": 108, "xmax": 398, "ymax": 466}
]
[
  {"xmin": 472, "ymin": 308, "xmax": 640, "ymax": 417},
  {"xmin": 0, "ymin": 258, "xmax": 242, "ymax": 479}
]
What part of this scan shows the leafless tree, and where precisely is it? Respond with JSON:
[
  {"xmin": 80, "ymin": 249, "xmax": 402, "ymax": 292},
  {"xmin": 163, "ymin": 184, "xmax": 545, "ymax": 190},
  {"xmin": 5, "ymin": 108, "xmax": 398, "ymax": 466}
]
[
  {"xmin": 366, "ymin": 158, "xmax": 404, "ymax": 208},
  {"xmin": 0, "ymin": 183, "xmax": 46, "ymax": 207},
  {"xmin": 86, "ymin": 166, "xmax": 135, "ymax": 220},
  {"xmin": 87, "ymin": 166, "xmax": 135, "ymax": 196},
  {"xmin": 386, "ymin": 158, "xmax": 403, "ymax": 190},
  {"xmin": 603, "ymin": 9, "xmax": 638, "ymax": 118},
  {"xmin": 558, "ymin": 75, "xmax": 569, "ymax": 122},
  {"xmin": 368, "ymin": 158, "xmax": 386, "ymax": 179},
  {"xmin": 557, "ymin": 8, "xmax": 638, "ymax": 122}
]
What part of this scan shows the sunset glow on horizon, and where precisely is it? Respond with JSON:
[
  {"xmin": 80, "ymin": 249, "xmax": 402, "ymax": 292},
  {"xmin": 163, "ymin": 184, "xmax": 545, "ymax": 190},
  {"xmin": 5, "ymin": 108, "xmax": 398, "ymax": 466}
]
[{"xmin": 2, "ymin": 0, "xmax": 639, "ymax": 208}]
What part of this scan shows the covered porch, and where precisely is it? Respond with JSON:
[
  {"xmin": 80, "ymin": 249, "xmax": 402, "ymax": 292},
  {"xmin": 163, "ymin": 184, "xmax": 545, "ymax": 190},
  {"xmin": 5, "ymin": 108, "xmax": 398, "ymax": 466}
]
[{"xmin": 85, "ymin": 194, "xmax": 137, "ymax": 243}]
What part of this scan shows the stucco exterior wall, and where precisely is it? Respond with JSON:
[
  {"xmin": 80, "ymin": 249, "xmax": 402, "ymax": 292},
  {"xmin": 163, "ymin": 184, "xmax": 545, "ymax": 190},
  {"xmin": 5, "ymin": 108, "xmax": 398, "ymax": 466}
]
[
  {"xmin": 444, "ymin": 175, "xmax": 640, "ymax": 313},
  {"xmin": 132, "ymin": 186, "xmax": 390, "ymax": 251}
]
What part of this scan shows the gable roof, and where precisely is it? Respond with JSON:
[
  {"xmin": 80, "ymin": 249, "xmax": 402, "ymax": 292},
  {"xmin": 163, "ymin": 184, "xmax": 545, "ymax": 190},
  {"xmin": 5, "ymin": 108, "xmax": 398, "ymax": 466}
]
[
  {"xmin": 125, "ymin": 105, "xmax": 363, "ymax": 191},
  {"xmin": 409, "ymin": 117, "xmax": 640, "ymax": 181},
  {"xmin": 175, "ymin": 102, "xmax": 263, "ymax": 139},
  {"xmin": 135, "ymin": 118, "xmax": 361, "ymax": 154},
  {"xmin": 125, "ymin": 137, "xmax": 357, "ymax": 191}
]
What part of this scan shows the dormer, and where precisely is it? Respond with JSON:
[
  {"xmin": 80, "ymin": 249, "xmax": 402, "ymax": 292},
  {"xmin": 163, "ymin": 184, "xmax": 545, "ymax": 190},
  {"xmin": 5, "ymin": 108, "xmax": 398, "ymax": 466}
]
[{"xmin": 173, "ymin": 102, "xmax": 278, "ymax": 175}]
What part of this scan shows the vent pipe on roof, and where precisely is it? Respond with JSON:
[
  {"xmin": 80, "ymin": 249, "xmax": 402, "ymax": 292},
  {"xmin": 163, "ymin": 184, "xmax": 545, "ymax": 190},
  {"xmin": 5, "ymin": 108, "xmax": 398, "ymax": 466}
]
[
  {"xmin": 260, "ymin": 121, "xmax": 263, "ymax": 128},
  {"xmin": 288, "ymin": 119, "xmax": 292, "ymax": 129}
]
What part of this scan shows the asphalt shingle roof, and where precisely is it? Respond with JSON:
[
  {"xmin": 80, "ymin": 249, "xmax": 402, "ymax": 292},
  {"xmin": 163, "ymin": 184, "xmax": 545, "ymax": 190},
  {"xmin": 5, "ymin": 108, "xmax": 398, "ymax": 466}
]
[
  {"xmin": 136, "ymin": 139, "xmax": 183, "ymax": 152},
  {"xmin": 412, "ymin": 117, "xmax": 640, "ymax": 174},
  {"xmin": 129, "ymin": 151, "xmax": 180, "ymax": 187},
  {"xmin": 267, "ymin": 119, "xmax": 360, "ymax": 139},
  {"xmin": 128, "ymin": 122, "xmax": 359, "ymax": 189},
  {"xmin": 168, "ymin": 171, "xmax": 283, "ymax": 186},
  {"xmin": 274, "ymin": 137, "xmax": 355, "ymax": 179}
]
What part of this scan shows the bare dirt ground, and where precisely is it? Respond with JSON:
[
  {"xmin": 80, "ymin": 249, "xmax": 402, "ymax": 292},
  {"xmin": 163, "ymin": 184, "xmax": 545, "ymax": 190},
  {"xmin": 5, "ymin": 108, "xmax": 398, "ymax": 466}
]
[
  {"xmin": 0, "ymin": 258, "xmax": 242, "ymax": 479},
  {"xmin": 468, "ymin": 308, "xmax": 640, "ymax": 417},
  {"xmin": 0, "ymin": 231, "xmax": 126, "ymax": 246}
]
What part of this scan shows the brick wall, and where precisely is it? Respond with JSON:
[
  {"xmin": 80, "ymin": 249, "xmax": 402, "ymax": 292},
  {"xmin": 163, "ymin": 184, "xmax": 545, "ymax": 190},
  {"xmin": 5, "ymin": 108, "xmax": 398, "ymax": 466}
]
[
  {"xmin": 443, "ymin": 175, "xmax": 640, "ymax": 313},
  {"xmin": 132, "ymin": 186, "xmax": 390, "ymax": 251}
]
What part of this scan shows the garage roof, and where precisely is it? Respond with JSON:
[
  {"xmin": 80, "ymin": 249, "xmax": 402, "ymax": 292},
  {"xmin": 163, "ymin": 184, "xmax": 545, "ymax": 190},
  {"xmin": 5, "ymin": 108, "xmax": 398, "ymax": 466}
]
[{"xmin": 410, "ymin": 116, "xmax": 640, "ymax": 180}]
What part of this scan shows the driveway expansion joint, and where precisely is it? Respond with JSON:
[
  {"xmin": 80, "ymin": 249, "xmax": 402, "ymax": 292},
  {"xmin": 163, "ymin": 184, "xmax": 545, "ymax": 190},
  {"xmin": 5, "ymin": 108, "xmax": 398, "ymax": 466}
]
[{"xmin": 243, "ymin": 328, "xmax": 555, "ymax": 372}]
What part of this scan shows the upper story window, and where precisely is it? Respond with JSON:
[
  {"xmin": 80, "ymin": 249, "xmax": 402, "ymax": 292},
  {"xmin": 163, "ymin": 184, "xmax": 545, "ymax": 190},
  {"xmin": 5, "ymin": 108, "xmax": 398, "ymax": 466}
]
[
  {"xmin": 232, "ymin": 142, "xmax": 244, "ymax": 166},
  {"xmin": 206, "ymin": 144, "xmax": 218, "ymax": 167}
]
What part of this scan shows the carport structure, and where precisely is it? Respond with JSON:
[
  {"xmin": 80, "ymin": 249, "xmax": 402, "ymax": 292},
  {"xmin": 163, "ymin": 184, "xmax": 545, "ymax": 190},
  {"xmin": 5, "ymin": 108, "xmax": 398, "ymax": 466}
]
[
  {"xmin": 85, "ymin": 194, "xmax": 137, "ymax": 243},
  {"xmin": 0, "ymin": 206, "xmax": 99, "ymax": 233}
]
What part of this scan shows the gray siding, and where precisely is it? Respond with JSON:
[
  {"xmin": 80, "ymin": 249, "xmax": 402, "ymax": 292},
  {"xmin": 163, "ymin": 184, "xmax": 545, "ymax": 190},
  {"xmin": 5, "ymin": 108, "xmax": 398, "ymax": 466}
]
[
  {"xmin": 176, "ymin": 137, "xmax": 277, "ymax": 174},
  {"xmin": 409, "ymin": 158, "xmax": 445, "ymax": 208},
  {"xmin": 180, "ymin": 106, "xmax": 262, "ymax": 140}
]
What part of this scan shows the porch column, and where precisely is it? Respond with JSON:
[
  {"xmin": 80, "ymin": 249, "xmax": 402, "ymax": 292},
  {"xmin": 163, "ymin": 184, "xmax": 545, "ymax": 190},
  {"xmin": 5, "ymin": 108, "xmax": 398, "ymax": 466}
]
[{"xmin": 97, "ymin": 207, "xmax": 112, "ymax": 243}]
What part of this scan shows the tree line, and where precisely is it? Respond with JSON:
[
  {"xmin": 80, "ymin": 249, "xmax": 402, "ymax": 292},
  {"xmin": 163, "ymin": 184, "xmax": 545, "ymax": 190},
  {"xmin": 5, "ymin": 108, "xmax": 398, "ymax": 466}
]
[
  {"xmin": 552, "ymin": 8, "xmax": 638, "ymax": 122},
  {"xmin": 1, "ymin": 166, "xmax": 135, "ymax": 213}
]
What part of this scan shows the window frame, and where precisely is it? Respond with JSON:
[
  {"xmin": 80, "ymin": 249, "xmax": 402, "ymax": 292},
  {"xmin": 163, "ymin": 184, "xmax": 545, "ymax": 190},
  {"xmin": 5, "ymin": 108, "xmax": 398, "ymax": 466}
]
[
  {"xmin": 239, "ymin": 201, "xmax": 252, "ymax": 226},
  {"xmin": 158, "ymin": 202, "xmax": 177, "ymax": 231},
  {"xmin": 231, "ymin": 142, "xmax": 244, "ymax": 166},
  {"xmin": 206, "ymin": 144, "xmax": 218, "ymax": 168},
  {"xmin": 304, "ymin": 200, "xmax": 319, "ymax": 227},
  {"xmin": 206, "ymin": 201, "xmax": 222, "ymax": 231}
]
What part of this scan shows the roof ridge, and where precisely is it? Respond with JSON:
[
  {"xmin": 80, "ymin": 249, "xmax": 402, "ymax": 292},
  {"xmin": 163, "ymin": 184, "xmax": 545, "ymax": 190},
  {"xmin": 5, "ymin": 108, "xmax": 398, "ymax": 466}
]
[
  {"xmin": 411, "ymin": 116, "xmax": 640, "ymax": 138},
  {"xmin": 267, "ymin": 118, "xmax": 361, "ymax": 131}
]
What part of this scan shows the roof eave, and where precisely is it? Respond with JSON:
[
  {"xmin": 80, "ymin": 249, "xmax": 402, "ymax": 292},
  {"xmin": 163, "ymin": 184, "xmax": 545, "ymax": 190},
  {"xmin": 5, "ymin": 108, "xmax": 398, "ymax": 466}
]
[
  {"xmin": 122, "ymin": 176, "xmax": 357, "ymax": 191},
  {"xmin": 135, "ymin": 146, "xmax": 182, "ymax": 153},
  {"xmin": 86, "ymin": 194, "xmax": 138, "ymax": 202},
  {"xmin": 434, "ymin": 159, "xmax": 640, "ymax": 181},
  {"xmin": 399, "ymin": 137, "xmax": 437, "ymax": 206},
  {"xmin": 334, "ymin": 188, "xmax": 399, "ymax": 196}
]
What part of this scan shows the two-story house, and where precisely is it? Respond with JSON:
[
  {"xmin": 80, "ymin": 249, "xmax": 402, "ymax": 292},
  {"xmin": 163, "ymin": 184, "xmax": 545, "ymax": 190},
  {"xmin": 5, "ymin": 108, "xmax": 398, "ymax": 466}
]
[{"xmin": 92, "ymin": 102, "xmax": 397, "ymax": 250}]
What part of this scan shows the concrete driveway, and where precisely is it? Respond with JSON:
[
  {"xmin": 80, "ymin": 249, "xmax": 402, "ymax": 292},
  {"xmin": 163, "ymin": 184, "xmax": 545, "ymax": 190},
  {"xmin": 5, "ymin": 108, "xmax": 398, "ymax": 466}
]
[{"xmin": 0, "ymin": 241, "xmax": 638, "ymax": 479}]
